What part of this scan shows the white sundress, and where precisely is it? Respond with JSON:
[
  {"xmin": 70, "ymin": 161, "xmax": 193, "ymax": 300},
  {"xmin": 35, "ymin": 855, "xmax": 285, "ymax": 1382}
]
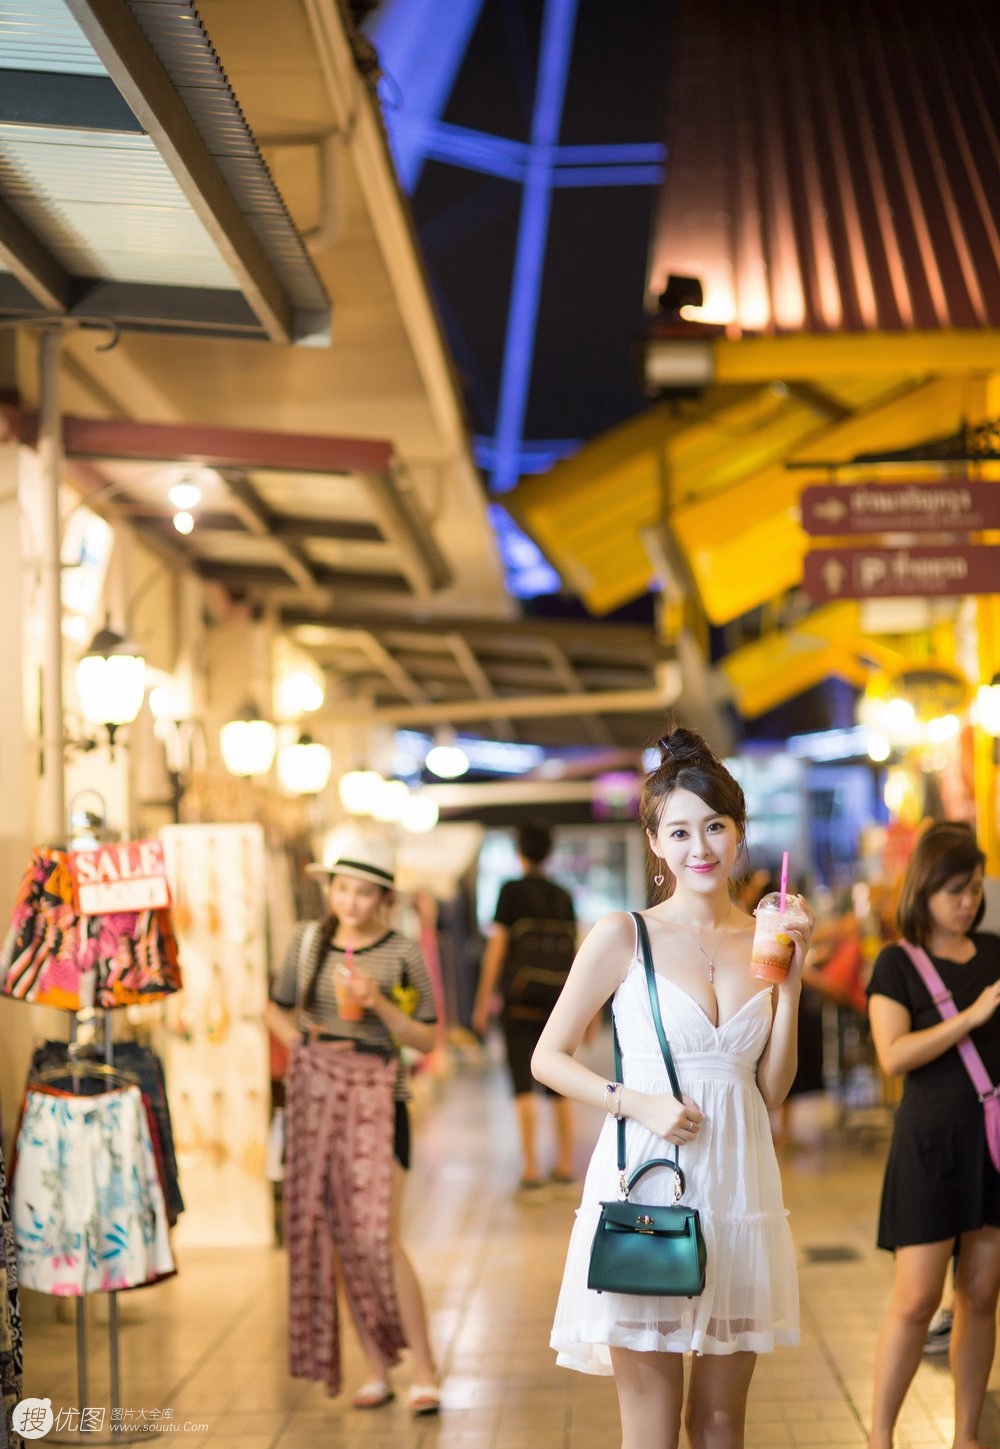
[{"xmin": 551, "ymin": 942, "xmax": 800, "ymax": 1374}]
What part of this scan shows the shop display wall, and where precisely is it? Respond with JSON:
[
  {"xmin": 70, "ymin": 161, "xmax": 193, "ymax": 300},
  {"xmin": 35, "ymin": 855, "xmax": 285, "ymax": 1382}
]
[{"xmin": 159, "ymin": 824, "xmax": 271, "ymax": 1248}]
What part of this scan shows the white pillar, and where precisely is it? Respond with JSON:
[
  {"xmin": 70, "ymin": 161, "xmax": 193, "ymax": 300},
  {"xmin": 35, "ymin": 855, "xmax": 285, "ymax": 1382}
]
[
  {"xmin": 36, "ymin": 328, "xmax": 66, "ymax": 841},
  {"xmin": 0, "ymin": 433, "xmax": 41, "ymax": 1151}
]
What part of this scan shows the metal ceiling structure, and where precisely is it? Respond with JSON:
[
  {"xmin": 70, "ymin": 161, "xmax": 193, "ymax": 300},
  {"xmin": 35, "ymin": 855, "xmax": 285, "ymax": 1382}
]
[
  {"xmin": 284, "ymin": 608, "xmax": 674, "ymax": 749},
  {"xmin": 1, "ymin": 402, "xmax": 450, "ymax": 600},
  {"xmin": 0, "ymin": 396, "xmax": 672, "ymax": 748},
  {"xmin": 0, "ymin": 0, "xmax": 331, "ymax": 342}
]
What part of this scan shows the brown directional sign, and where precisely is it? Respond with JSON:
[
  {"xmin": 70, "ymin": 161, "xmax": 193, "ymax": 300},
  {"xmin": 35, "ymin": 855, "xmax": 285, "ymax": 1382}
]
[
  {"xmin": 803, "ymin": 545, "xmax": 1000, "ymax": 601},
  {"xmin": 801, "ymin": 481, "xmax": 1000, "ymax": 536}
]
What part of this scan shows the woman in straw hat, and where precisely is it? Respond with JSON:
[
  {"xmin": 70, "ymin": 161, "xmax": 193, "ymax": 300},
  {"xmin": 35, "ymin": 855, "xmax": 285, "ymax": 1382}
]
[{"xmin": 267, "ymin": 836, "xmax": 441, "ymax": 1416}]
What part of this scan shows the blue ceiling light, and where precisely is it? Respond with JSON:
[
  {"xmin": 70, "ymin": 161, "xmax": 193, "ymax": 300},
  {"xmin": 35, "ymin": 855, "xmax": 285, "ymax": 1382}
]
[{"xmin": 490, "ymin": 0, "xmax": 579, "ymax": 499}]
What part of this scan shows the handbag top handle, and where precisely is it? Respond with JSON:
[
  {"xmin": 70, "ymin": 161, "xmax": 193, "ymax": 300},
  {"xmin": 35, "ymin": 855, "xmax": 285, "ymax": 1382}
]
[{"xmin": 610, "ymin": 913, "xmax": 686, "ymax": 1196}]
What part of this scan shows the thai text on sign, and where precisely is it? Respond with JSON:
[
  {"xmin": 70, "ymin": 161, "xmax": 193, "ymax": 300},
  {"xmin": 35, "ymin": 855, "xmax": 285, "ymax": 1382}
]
[
  {"xmin": 800, "ymin": 481, "xmax": 1000, "ymax": 536},
  {"xmin": 70, "ymin": 840, "xmax": 171, "ymax": 916}
]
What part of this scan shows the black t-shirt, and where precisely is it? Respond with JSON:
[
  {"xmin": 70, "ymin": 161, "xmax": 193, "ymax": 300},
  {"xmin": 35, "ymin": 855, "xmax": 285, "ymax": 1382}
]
[
  {"xmin": 494, "ymin": 874, "xmax": 576, "ymax": 932},
  {"xmin": 867, "ymin": 933, "xmax": 1000, "ymax": 1103}
]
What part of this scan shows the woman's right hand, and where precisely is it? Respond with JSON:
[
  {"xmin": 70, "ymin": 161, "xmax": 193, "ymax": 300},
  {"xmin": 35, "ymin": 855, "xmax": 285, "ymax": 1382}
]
[
  {"xmin": 967, "ymin": 978, "xmax": 1000, "ymax": 1030},
  {"xmin": 628, "ymin": 1088, "xmax": 704, "ymax": 1147}
]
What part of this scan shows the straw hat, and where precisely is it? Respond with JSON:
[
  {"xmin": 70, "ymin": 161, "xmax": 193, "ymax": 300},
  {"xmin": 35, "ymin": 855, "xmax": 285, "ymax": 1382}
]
[{"xmin": 306, "ymin": 836, "xmax": 396, "ymax": 889}]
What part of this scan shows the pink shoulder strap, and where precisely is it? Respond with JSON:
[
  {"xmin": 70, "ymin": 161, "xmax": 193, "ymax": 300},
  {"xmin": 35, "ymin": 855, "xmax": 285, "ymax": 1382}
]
[{"xmin": 899, "ymin": 939, "xmax": 997, "ymax": 1101}]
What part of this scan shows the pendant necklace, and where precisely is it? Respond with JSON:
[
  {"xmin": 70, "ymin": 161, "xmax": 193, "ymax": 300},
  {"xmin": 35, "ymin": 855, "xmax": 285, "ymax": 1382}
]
[{"xmin": 689, "ymin": 906, "xmax": 732, "ymax": 983}]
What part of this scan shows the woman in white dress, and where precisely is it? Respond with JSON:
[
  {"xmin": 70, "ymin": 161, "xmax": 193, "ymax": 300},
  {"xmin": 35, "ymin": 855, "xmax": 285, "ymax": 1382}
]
[{"xmin": 532, "ymin": 727, "xmax": 813, "ymax": 1449}]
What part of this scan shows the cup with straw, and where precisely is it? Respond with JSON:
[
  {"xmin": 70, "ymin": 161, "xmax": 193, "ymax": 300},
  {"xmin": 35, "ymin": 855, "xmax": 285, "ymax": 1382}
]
[{"xmin": 750, "ymin": 851, "xmax": 806, "ymax": 982}]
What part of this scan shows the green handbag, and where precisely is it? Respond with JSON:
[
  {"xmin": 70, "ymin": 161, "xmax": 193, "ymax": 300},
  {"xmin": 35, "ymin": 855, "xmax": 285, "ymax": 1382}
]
[{"xmin": 587, "ymin": 912, "xmax": 707, "ymax": 1298}]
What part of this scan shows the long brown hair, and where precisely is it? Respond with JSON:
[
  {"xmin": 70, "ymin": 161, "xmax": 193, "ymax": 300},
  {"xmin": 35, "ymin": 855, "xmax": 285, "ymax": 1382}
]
[
  {"xmin": 896, "ymin": 822, "xmax": 986, "ymax": 948},
  {"xmin": 639, "ymin": 726, "xmax": 748, "ymax": 902}
]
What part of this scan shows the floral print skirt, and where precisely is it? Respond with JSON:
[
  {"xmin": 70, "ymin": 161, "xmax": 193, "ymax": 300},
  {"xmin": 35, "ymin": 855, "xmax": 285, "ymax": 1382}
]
[{"xmin": 12, "ymin": 1086, "xmax": 174, "ymax": 1295}]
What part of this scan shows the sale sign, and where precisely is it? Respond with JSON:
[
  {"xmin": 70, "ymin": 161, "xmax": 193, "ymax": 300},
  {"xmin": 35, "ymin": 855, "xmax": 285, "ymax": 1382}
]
[{"xmin": 70, "ymin": 840, "xmax": 171, "ymax": 916}]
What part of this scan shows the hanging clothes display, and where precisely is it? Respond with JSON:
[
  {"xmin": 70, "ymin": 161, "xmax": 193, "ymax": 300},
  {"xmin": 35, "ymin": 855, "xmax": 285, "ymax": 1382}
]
[
  {"xmin": 11, "ymin": 1084, "xmax": 175, "ymax": 1296},
  {"xmin": 0, "ymin": 1130, "xmax": 23, "ymax": 1449},
  {"xmin": 0, "ymin": 849, "xmax": 181, "ymax": 1010},
  {"xmin": 26, "ymin": 1042, "xmax": 184, "ymax": 1228},
  {"xmin": 284, "ymin": 1042, "xmax": 404, "ymax": 1396}
]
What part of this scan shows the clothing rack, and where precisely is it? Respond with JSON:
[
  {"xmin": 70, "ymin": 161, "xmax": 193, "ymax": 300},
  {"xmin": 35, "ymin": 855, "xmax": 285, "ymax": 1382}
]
[{"xmin": 48, "ymin": 1009, "xmax": 138, "ymax": 1448}]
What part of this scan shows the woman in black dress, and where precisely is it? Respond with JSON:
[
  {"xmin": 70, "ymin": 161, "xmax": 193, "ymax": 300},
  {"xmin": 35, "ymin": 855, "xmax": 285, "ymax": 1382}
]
[{"xmin": 867, "ymin": 823, "xmax": 1000, "ymax": 1449}]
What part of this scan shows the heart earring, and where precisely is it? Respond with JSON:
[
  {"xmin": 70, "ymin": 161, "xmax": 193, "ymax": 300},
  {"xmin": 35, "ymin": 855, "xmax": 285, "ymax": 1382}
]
[{"xmin": 653, "ymin": 859, "xmax": 665, "ymax": 887}]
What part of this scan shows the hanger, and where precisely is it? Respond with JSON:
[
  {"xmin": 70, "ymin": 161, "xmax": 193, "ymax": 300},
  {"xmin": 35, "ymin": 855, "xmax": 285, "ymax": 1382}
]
[{"xmin": 31, "ymin": 1059, "xmax": 136, "ymax": 1091}]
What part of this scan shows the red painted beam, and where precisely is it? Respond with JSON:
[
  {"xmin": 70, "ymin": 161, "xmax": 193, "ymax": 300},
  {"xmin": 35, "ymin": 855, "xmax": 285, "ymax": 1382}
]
[{"xmin": 11, "ymin": 409, "xmax": 393, "ymax": 475}]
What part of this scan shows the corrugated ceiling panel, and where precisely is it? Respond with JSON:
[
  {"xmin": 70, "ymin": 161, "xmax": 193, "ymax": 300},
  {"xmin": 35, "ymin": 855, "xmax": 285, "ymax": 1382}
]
[
  {"xmin": 0, "ymin": 0, "xmax": 104, "ymax": 75},
  {"xmin": 0, "ymin": 125, "xmax": 239, "ymax": 287},
  {"xmin": 127, "ymin": 0, "xmax": 329, "ymax": 313}
]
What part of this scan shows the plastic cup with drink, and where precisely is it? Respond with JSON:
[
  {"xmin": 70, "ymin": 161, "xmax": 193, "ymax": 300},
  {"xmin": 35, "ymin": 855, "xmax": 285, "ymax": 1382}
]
[
  {"xmin": 334, "ymin": 948, "xmax": 364, "ymax": 1022},
  {"xmin": 750, "ymin": 851, "xmax": 808, "ymax": 983}
]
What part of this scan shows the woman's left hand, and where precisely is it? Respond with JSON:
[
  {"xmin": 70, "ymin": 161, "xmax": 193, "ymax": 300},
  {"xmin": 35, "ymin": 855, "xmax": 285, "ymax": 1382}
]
[
  {"xmin": 782, "ymin": 895, "xmax": 816, "ymax": 985},
  {"xmin": 348, "ymin": 969, "xmax": 382, "ymax": 1011}
]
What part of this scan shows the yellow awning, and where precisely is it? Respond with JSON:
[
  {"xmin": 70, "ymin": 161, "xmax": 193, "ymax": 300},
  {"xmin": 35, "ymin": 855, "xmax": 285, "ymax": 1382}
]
[
  {"xmin": 720, "ymin": 604, "xmax": 867, "ymax": 718},
  {"xmin": 506, "ymin": 366, "xmax": 975, "ymax": 623}
]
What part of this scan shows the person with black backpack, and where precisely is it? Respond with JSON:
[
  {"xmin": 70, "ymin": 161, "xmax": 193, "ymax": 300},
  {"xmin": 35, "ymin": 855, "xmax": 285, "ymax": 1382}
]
[{"xmin": 472, "ymin": 821, "xmax": 578, "ymax": 1202}]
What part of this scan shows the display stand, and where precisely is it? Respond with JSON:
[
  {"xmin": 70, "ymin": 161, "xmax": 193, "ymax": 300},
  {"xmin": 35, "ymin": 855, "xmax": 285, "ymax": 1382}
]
[{"xmin": 48, "ymin": 1011, "xmax": 142, "ymax": 1448}]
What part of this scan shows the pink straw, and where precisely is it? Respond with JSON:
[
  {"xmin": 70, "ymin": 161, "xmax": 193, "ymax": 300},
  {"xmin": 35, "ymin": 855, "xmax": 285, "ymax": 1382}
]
[{"xmin": 779, "ymin": 852, "xmax": 789, "ymax": 912}]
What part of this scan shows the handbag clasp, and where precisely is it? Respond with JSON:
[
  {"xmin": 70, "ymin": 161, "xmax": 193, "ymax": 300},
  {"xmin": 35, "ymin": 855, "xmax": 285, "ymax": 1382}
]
[{"xmin": 636, "ymin": 1214, "xmax": 655, "ymax": 1234}]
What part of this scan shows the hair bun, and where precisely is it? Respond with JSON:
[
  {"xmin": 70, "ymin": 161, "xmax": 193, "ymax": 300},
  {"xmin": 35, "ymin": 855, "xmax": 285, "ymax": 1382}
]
[{"xmin": 656, "ymin": 727, "xmax": 709, "ymax": 768}]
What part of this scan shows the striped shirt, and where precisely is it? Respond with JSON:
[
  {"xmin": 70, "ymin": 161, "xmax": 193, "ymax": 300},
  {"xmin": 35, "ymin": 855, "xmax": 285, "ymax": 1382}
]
[{"xmin": 271, "ymin": 921, "xmax": 436, "ymax": 1099}]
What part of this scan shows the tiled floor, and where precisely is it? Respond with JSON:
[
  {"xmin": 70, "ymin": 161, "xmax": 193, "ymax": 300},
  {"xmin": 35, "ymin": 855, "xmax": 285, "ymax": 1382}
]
[{"xmin": 21, "ymin": 1034, "xmax": 1000, "ymax": 1448}]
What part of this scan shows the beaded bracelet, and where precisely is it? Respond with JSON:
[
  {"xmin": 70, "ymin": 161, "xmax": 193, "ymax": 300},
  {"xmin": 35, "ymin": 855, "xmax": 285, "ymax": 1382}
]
[{"xmin": 605, "ymin": 1081, "xmax": 624, "ymax": 1120}]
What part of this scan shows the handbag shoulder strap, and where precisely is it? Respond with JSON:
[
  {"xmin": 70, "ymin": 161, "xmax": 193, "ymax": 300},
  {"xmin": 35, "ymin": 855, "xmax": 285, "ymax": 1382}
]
[
  {"xmin": 899, "ymin": 939, "xmax": 997, "ymax": 1101},
  {"xmin": 632, "ymin": 912, "xmax": 683, "ymax": 1101},
  {"xmin": 609, "ymin": 913, "xmax": 685, "ymax": 1186}
]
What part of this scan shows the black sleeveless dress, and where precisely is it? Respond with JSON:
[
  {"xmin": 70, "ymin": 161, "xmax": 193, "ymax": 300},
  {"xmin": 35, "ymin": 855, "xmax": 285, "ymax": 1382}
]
[{"xmin": 867, "ymin": 933, "xmax": 1000, "ymax": 1249}]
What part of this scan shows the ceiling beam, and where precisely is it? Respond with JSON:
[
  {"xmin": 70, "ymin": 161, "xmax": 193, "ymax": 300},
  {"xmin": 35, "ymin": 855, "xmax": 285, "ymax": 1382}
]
[
  {"xmin": 0, "ymin": 198, "xmax": 71, "ymax": 312},
  {"xmin": 445, "ymin": 632, "xmax": 516, "ymax": 739},
  {"xmin": 357, "ymin": 633, "xmax": 429, "ymax": 705},
  {"xmin": 362, "ymin": 469, "xmax": 452, "ymax": 594},
  {"xmin": 218, "ymin": 471, "xmax": 321, "ymax": 593},
  {"xmin": 0, "ymin": 275, "xmax": 269, "ymax": 340},
  {"xmin": 62, "ymin": 0, "xmax": 297, "ymax": 342},
  {"xmin": 538, "ymin": 640, "xmax": 615, "ymax": 745},
  {"xmin": 319, "ymin": 685, "xmax": 674, "ymax": 727},
  {"xmin": 196, "ymin": 561, "xmax": 411, "ymax": 596},
  {"xmin": 10, "ymin": 409, "xmax": 393, "ymax": 474},
  {"xmin": 282, "ymin": 606, "xmax": 662, "ymax": 656},
  {"xmin": 123, "ymin": 510, "xmax": 383, "ymax": 543},
  {"xmin": 651, "ymin": 330, "xmax": 1000, "ymax": 384}
]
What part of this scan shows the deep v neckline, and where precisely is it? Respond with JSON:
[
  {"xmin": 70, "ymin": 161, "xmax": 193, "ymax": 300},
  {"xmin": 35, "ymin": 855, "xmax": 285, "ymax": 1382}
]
[{"xmin": 648, "ymin": 970, "xmax": 772, "ymax": 1033}]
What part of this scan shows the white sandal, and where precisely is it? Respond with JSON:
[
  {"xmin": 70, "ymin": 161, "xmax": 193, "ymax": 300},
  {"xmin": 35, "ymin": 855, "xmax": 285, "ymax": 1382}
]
[
  {"xmin": 407, "ymin": 1382, "xmax": 441, "ymax": 1416},
  {"xmin": 352, "ymin": 1379, "xmax": 394, "ymax": 1409}
]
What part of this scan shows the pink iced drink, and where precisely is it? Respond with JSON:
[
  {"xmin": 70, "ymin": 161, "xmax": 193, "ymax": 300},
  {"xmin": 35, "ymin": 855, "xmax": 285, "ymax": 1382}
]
[
  {"xmin": 750, "ymin": 892, "xmax": 807, "ymax": 982},
  {"xmin": 334, "ymin": 958, "xmax": 363, "ymax": 1021}
]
